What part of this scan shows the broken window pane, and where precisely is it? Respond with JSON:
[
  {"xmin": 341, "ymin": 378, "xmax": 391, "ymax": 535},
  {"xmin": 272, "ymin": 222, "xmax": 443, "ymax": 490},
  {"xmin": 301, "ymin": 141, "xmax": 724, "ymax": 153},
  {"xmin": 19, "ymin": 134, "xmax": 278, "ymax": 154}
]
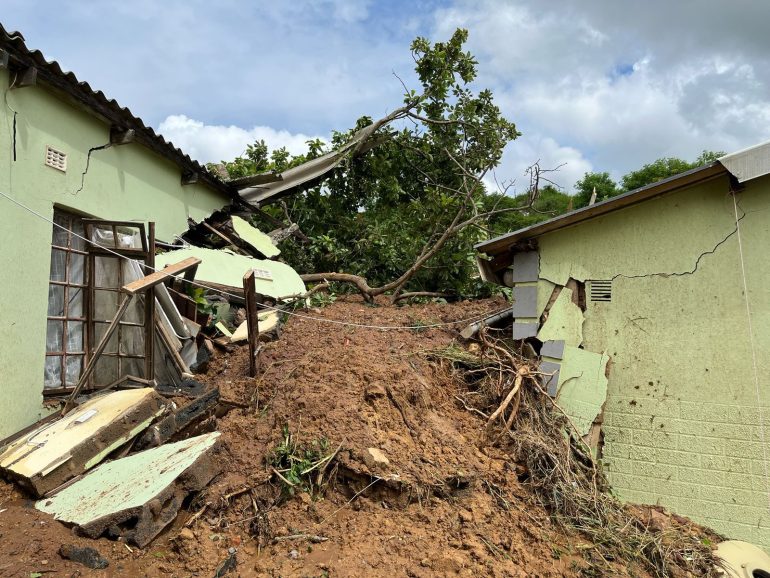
[
  {"xmin": 66, "ymin": 321, "xmax": 84, "ymax": 352},
  {"xmin": 47, "ymin": 285, "xmax": 65, "ymax": 317},
  {"xmin": 49, "ymin": 249, "xmax": 67, "ymax": 281},
  {"xmin": 65, "ymin": 356, "xmax": 83, "ymax": 386},
  {"xmin": 47, "ymin": 320, "xmax": 63, "ymax": 352},
  {"xmin": 94, "ymin": 289, "xmax": 118, "ymax": 321},
  {"xmin": 69, "ymin": 287, "xmax": 83, "ymax": 318},
  {"xmin": 44, "ymin": 356, "xmax": 62, "ymax": 389}
]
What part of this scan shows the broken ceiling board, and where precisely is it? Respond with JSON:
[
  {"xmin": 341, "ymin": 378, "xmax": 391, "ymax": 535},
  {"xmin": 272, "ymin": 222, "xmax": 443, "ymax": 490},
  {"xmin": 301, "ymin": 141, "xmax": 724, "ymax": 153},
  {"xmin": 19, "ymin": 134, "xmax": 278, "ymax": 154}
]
[
  {"xmin": 536, "ymin": 287, "xmax": 584, "ymax": 347},
  {"xmin": 230, "ymin": 310, "xmax": 279, "ymax": 343},
  {"xmin": 231, "ymin": 216, "xmax": 280, "ymax": 258},
  {"xmin": 36, "ymin": 432, "xmax": 221, "ymax": 547},
  {"xmin": 155, "ymin": 247, "xmax": 305, "ymax": 300},
  {"xmin": 0, "ymin": 389, "xmax": 166, "ymax": 497},
  {"xmin": 555, "ymin": 346, "xmax": 609, "ymax": 436}
]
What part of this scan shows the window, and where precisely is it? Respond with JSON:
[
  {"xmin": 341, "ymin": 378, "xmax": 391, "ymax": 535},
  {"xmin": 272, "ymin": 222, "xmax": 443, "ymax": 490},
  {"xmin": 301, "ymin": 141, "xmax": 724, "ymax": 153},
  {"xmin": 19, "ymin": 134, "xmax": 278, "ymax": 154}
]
[{"xmin": 44, "ymin": 210, "xmax": 88, "ymax": 392}]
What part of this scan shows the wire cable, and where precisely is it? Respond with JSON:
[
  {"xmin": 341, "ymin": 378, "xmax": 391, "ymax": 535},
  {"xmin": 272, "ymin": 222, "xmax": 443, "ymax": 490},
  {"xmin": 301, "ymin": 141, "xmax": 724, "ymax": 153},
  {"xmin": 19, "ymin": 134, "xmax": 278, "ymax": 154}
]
[{"xmin": 0, "ymin": 188, "xmax": 507, "ymax": 331}]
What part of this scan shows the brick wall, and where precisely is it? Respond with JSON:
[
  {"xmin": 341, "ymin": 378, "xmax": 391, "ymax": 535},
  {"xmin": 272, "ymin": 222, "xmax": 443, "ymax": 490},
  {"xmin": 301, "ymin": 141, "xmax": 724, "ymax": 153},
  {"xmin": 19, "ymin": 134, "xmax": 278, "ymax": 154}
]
[{"xmin": 603, "ymin": 396, "xmax": 770, "ymax": 550}]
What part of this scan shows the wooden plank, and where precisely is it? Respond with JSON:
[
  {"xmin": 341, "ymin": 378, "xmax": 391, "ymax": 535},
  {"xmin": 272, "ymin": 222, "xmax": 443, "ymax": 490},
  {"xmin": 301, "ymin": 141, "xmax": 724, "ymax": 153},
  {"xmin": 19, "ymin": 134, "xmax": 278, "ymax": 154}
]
[
  {"xmin": 242, "ymin": 270, "xmax": 260, "ymax": 377},
  {"xmin": 145, "ymin": 222, "xmax": 156, "ymax": 382},
  {"xmin": 121, "ymin": 257, "xmax": 201, "ymax": 295}
]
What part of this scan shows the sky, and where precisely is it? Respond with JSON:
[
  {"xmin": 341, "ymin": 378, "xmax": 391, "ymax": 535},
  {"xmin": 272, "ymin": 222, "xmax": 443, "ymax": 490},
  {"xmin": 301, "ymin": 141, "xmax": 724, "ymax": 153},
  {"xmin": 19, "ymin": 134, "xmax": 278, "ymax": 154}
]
[{"xmin": 5, "ymin": 0, "xmax": 770, "ymax": 194}]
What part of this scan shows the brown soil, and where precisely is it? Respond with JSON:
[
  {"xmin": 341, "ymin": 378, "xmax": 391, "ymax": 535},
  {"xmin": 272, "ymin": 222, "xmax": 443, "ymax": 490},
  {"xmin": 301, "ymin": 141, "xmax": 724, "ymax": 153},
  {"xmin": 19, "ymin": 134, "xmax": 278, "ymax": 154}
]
[{"xmin": 0, "ymin": 296, "xmax": 715, "ymax": 577}]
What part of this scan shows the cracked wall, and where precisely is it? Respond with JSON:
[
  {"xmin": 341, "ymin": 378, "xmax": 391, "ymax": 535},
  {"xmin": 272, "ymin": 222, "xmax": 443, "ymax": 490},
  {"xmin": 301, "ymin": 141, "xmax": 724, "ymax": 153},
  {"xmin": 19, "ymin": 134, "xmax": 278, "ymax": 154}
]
[
  {"xmin": 528, "ymin": 174, "xmax": 770, "ymax": 551},
  {"xmin": 0, "ymin": 68, "xmax": 232, "ymax": 438}
]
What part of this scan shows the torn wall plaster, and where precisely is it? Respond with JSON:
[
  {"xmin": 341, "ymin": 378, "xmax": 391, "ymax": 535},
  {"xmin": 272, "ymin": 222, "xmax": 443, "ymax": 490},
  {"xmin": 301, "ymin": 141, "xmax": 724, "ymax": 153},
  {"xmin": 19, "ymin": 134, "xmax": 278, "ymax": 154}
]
[
  {"xmin": 555, "ymin": 346, "xmax": 609, "ymax": 436},
  {"xmin": 537, "ymin": 287, "xmax": 584, "ymax": 347}
]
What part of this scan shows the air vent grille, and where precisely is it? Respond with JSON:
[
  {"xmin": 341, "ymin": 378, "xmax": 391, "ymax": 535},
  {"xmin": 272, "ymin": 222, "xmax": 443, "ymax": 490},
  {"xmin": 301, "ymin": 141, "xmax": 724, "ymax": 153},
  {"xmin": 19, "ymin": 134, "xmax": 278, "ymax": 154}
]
[
  {"xmin": 589, "ymin": 279, "xmax": 612, "ymax": 302},
  {"xmin": 45, "ymin": 146, "xmax": 67, "ymax": 172}
]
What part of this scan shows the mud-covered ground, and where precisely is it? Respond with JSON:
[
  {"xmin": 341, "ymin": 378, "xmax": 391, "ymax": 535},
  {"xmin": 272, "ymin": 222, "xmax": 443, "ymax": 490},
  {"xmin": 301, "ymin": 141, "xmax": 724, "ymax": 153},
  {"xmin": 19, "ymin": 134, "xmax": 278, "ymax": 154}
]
[{"xmin": 0, "ymin": 296, "xmax": 714, "ymax": 577}]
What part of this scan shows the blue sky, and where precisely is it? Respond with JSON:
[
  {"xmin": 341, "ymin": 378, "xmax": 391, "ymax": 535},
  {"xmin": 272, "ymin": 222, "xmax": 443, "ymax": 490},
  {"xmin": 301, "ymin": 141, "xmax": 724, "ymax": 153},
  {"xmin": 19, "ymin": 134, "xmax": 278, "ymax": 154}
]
[{"xmin": 5, "ymin": 0, "xmax": 770, "ymax": 193}]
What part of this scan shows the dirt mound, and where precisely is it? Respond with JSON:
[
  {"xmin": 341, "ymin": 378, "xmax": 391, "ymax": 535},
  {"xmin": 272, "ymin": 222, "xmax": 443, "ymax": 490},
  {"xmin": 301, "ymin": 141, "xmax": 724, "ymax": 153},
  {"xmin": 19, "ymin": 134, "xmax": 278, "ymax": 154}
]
[{"xmin": 0, "ymin": 296, "xmax": 717, "ymax": 577}]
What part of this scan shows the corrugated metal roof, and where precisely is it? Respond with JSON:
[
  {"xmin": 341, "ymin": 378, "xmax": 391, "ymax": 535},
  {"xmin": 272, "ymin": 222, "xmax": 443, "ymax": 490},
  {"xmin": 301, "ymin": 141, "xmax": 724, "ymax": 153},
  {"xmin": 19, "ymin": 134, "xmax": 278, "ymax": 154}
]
[
  {"xmin": 0, "ymin": 25, "xmax": 235, "ymax": 200},
  {"xmin": 475, "ymin": 162, "xmax": 728, "ymax": 257}
]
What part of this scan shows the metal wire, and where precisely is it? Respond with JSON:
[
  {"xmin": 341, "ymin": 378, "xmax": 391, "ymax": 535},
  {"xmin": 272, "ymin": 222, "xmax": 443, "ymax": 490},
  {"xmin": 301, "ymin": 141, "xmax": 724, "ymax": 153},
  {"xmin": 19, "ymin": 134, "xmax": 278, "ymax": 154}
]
[{"xmin": 0, "ymin": 188, "xmax": 507, "ymax": 331}]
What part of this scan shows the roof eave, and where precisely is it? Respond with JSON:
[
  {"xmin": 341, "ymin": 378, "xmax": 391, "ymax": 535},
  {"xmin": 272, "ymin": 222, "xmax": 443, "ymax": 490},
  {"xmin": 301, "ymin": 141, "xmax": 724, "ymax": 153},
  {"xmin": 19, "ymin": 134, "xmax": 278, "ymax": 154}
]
[{"xmin": 475, "ymin": 162, "xmax": 728, "ymax": 257}]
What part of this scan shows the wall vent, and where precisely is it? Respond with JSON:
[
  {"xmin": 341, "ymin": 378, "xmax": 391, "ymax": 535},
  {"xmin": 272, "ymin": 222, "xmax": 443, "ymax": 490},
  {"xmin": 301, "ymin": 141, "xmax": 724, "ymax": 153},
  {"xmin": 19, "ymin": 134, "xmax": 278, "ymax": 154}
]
[
  {"xmin": 45, "ymin": 146, "xmax": 67, "ymax": 172},
  {"xmin": 589, "ymin": 279, "xmax": 612, "ymax": 302}
]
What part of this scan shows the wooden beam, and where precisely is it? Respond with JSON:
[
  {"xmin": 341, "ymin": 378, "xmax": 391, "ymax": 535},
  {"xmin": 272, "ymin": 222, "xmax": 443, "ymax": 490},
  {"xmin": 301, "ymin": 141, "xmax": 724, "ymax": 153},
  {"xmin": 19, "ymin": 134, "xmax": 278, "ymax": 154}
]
[
  {"xmin": 121, "ymin": 257, "xmax": 201, "ymax": 295},
  {"xmin": 242, "ymin": 270, "xmax": 260, "ymax": 378},
  {"xmin": 145, "ymin": 222, "xmax": 156, "ymax": 383}
]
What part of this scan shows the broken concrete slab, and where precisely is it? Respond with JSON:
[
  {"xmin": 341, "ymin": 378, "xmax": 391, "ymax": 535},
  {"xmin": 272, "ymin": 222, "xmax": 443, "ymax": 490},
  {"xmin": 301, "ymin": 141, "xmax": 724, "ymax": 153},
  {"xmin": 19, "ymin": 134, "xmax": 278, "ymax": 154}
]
[
  {"xmin": 37, "ymin": 432, "xmax": 221, "ymax": 547},
  {"xmin": 0, "ymin": 388, "xmax": 167, "ymax": 497},
  {"xmin": 231, "ymin": 216, "xmax": 280, "ymax": 258},
  {"xmin": 555, "ymin": 346, "xmax": 609, "ymax": 435},
  {"xmin": 155, "ymin": 247, "xmax": 305, "ymax": 300},
  {"xmin": 230, "ymin": 310, "xmax": 280, "ymax": 343}
]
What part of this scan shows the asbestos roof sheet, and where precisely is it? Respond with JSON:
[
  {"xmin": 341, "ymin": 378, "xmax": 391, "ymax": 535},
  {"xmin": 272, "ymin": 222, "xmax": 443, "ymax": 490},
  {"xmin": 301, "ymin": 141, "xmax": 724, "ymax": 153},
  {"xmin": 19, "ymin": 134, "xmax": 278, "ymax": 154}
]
[
  {"xmin": 238, "ymin": 123, "xmax": 379, "ymax": 206},
  {"xmin": 231, "ymin": 216, "xmax": 280, "ymax": 258},
  {"xmin": 155, "ymin": 247, "xmax": 305, "ymax": 299},
  {"xmin": 0, "ymin": 25, "xmax": 233, "ymax": 199}
]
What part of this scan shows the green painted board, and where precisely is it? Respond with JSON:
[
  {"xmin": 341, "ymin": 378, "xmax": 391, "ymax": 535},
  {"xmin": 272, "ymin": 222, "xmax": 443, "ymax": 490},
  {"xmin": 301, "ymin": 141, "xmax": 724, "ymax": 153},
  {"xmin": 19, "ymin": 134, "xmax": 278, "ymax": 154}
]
[
  {"xmin": 231, "ymin": 216, "xmax": 280, "ymax": 258},
  {"xmin": 37, "ymin": 432, "xmax": 220, "ymax": 525},
  {"xmin": 155, "ymin": 247, "xmax": 305, "ymax": 300}
]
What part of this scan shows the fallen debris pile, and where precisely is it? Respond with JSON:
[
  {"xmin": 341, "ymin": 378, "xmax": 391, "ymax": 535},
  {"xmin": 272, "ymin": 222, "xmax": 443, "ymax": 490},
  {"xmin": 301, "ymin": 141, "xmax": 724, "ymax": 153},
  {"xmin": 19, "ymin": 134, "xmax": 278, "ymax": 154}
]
[
  {"xmin": 428, "ymin": 329, "xmax": 721, "ymax": 577},
  {"xmin": 0, "ymin": 297, "xmax": 723, "ymax": 577}
]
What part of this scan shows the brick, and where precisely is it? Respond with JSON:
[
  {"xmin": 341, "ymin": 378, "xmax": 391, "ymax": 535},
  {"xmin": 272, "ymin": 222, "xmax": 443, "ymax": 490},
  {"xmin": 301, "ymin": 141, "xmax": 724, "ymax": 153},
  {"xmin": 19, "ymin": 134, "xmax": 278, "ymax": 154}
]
[
  {"xmin": 655, "ymin": 449, "xmax": 700, "ymax": 468},
  {"xmin": 652, "ymin": 431, "xmax": 678, "ymax": 450},
  {"xmin": 678, "ymin": 434, "xmax": 724, "ymax": 456},
  {"xmin": 633, "ymin": 430, "xmax": 654, "ymax": 447}
]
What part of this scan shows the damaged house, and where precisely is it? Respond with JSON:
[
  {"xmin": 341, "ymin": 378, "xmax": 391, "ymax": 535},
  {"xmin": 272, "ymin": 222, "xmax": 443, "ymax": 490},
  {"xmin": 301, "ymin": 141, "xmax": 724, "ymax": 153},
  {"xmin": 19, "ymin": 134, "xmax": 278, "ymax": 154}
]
[
  {"xmin": 476, "ymin": 147, "xmax": 770, "ymax": 550},
  {"xmin": 0, "ymin": 26, "xmax": 243, "ymax": 440}
]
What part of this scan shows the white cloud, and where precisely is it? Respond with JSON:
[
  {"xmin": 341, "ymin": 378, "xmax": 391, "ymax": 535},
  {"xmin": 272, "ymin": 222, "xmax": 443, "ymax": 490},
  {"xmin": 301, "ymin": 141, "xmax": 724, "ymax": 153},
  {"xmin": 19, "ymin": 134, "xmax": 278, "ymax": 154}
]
[{"xmin": 157, "ymin": 115, "xmax": 325, "ymax": 164}]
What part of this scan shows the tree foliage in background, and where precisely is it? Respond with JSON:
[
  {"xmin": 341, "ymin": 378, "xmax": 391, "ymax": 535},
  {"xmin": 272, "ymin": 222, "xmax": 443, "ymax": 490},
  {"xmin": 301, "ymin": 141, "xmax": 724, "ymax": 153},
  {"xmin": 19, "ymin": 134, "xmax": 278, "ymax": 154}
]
[
  {"xmin": 571, "ymin": 149, "xmax": 726, "ymax": 210},
  {"xmin": 216, "ymin": 27, "xmax": 727, "ymax": 299},
  {"xmin": 220, "ymin": 29, "xmax": 523, "ymax": 300}
]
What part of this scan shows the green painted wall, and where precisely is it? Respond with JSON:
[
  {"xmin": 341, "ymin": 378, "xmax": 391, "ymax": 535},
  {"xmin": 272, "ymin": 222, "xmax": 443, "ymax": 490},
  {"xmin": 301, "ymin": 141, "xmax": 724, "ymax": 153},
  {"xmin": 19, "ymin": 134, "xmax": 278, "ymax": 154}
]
[
  {"xmin": 533, "ymin": 175, "xmax": 770, "ymax": 550},
  {"xmin": 0, "ymin": 69, "xmax": 231, "ymax": 439}
]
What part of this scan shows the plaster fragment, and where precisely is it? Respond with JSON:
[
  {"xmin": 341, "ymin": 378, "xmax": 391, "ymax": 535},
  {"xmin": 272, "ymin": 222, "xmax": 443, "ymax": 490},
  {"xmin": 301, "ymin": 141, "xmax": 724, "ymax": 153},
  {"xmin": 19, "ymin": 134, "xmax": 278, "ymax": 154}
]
[
  {"xmin": 537, "ymin": 287, "xmax": 584, "ymax": 347},
  {"xmin": 555, "ymin": 347, "xmax": 609, "ymax": 436}
]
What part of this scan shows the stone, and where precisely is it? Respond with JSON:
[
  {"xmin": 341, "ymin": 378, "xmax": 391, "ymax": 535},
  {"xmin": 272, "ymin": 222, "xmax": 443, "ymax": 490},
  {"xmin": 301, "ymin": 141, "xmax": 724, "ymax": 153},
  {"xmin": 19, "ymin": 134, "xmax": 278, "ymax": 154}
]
[
  {"xmin": 178, "ymin": 528, "xmax": 195, "ymax": 541},
  {"xmin": 363, "ymin": 448, "xmax": 390, "ymax": 470},
  {"xmin": 364, "ymin": 382, "xmax": 387, "ymax": 400},
  {"xmin": 58, "ymin": 544, "xmax": 109, "ymax": 569}
]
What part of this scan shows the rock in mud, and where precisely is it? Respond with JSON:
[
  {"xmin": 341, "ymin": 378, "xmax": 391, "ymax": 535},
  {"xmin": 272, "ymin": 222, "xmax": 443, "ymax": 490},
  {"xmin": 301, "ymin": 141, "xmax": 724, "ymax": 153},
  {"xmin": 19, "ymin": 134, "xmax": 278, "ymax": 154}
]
[
  {"xmin": 58, "ymin": 544, "xmax": 109, "ymax": 569},
  {"xmin": 363, "ymin": 448, "xmax": 390, "ymax": 470}
]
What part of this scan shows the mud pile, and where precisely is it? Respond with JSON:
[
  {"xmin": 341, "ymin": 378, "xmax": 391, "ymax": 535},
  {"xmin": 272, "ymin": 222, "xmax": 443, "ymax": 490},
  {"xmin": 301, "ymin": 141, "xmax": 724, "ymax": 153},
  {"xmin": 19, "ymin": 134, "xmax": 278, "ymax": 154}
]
[{"xmin": 0, "ymin": 297, "xmax": 716, "ymax": 577}]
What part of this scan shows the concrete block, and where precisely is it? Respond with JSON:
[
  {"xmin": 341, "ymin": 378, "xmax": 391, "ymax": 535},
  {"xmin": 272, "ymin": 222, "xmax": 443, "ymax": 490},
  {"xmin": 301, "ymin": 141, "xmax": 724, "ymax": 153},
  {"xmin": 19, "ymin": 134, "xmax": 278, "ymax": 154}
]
[
  {"xmin": 512, "ymin": 322, "xmax": 538, "ymax": 340},
  {"xmin": 511, "ymin": 251, "xmax": 539, "ymax": 282},
  {"xmin": 540, "ymin": 339, "xmax": 565, "ymax": 360},
  {"xmin": 37, "ymin": 432, "xmax": 221, "ymax": 547},
  {"xmin": 511, "ymin": 286, "xmax": 538, "ymax": 318}
]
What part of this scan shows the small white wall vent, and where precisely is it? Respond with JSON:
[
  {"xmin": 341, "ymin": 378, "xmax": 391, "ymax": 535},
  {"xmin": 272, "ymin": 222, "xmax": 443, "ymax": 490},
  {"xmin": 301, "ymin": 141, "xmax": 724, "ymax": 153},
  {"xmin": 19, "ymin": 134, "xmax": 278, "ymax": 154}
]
[
  {"xmin": 589, "ymin": 279, "xmax": 612, "ymax": 302},
  {"xmin": 45, "ymin": 146, "xmax": 67, "ymax": 172}
]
